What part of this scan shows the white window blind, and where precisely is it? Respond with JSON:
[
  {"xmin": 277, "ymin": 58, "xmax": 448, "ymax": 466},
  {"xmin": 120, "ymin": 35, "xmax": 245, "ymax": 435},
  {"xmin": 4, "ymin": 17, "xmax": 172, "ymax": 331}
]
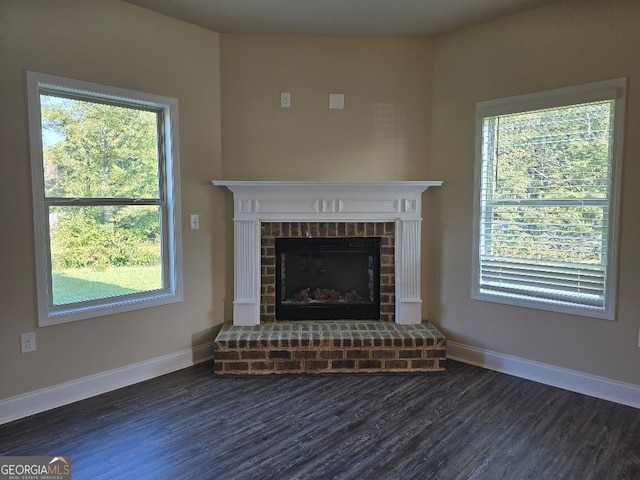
[{"xmin": 472, "ymin": 80, "xmax": 625, "ymax": 319}]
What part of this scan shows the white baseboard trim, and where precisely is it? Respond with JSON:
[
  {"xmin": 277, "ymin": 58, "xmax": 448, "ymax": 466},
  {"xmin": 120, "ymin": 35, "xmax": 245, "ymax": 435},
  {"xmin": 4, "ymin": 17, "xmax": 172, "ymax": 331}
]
[
  {"xmin": 0, "ymin": 342, "xmax": 215, "ymax": 426},
  {"xmin": 447, "ymin": 341, "xmax": 639, "ymax": 409}
]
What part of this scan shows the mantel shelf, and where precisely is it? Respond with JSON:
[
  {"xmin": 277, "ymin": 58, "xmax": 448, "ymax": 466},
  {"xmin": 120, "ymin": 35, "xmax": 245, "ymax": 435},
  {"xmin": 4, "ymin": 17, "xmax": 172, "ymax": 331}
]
[{"xmin": 212, "ymin": 180, "xmax": 443, "ymax": 194}]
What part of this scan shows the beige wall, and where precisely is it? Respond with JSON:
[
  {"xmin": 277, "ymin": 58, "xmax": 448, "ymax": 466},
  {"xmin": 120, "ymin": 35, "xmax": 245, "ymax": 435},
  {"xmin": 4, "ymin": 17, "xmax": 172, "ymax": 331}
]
[
  {"xmin": 0, "ymin": 0, "xmax": 225, "ymax": 399},
  {"xmin": 430, "ymin": 0, "xmax": 640, "ymax": 385},
  {"xmin": 220, "ymin": 35, "xmax": 434, "ymax": 181},
  {"xmin": 218, "ymin": 34, "xmax": 439, "ymax": 331}
]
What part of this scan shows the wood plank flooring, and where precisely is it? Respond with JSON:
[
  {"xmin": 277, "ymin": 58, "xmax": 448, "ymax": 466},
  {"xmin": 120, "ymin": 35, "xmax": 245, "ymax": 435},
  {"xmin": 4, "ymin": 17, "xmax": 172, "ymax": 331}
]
[{"xmin": 1, "ymin": 360, "xmax": 638, "ymax": 479}]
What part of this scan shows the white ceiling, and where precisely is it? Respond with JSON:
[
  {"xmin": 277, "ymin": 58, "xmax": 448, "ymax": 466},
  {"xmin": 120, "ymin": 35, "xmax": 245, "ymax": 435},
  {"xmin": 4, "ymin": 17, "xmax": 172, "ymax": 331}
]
[{"xmin": 121, "ymin": 0, "xmax": 559, "ymax": 37}]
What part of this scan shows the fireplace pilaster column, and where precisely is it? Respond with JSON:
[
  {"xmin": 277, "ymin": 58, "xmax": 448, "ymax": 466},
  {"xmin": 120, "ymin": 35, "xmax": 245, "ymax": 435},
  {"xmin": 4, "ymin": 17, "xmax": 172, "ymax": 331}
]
[
  {"xmin": 395, "ymin": 218, "xmax": 422, "ymax": 324},
  {"xmin": 233, "ymin": 219, "xmax": 261, "ymax": 325}
]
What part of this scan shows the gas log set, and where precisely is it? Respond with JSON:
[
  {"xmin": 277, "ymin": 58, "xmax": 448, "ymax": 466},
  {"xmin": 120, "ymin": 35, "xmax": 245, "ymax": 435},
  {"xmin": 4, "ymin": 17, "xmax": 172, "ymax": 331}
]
[{"xmin": 285, "ymin": 287, "xmax": 365, "ymax": 304}]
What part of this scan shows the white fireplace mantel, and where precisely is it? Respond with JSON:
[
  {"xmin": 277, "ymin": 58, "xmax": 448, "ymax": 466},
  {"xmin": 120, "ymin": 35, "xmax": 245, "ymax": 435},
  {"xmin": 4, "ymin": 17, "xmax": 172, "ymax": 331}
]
[{"xmin": 212, "ymin": 180, "xmax": 442, "ymax": 325}]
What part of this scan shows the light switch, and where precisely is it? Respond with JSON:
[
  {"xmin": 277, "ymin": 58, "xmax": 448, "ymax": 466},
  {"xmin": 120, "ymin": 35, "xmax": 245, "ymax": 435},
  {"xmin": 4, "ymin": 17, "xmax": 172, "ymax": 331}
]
[
  {"xmin": 190, "ymin": 214, "xmax": 199, "ymax": 230},
  {"xmin": 329, "ymin": 93, "xmax": 344, "ymax": 109}
]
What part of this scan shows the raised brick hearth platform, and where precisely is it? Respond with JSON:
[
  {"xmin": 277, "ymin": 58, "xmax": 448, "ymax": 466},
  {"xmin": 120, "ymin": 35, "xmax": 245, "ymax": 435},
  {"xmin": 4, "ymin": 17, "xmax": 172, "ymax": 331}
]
[{"xmin": 213, "ymin": 321, "xmax": 446, "ymax": 375}]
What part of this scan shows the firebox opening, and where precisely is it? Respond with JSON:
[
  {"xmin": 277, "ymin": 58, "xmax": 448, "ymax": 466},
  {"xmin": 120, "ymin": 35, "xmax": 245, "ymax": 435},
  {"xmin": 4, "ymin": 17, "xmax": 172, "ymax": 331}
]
[{"xmin": 276, "ymin": 237, "xmax": 381, "ymax": 320}]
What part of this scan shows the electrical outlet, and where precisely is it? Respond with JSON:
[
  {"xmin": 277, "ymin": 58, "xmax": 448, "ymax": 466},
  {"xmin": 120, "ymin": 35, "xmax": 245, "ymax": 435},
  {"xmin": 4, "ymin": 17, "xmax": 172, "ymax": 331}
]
[
  {"xmin": 21, "ymin": 332, "xmax": 36, "ymax": 353},
  {"xmin": 280, "ymin": 92, "xmax": 291, "ymax": 108}
]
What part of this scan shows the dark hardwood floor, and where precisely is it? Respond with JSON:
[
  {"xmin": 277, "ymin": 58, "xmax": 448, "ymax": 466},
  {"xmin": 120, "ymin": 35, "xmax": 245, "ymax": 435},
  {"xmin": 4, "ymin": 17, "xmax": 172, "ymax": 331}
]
[{"xmin": 1, "ymin": 360, "xmax": 638, "ymax": 479}]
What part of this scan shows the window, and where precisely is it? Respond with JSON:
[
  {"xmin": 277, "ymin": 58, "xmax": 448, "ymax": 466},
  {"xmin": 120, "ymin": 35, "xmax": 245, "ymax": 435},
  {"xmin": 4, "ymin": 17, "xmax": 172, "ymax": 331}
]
[
  {"xmin": 472, "ymin": 79, "xmax": 625, "ymax": 320},
  {"xmin": 27, "ymin": 72, "xmax": 182, "ymax": 326}
]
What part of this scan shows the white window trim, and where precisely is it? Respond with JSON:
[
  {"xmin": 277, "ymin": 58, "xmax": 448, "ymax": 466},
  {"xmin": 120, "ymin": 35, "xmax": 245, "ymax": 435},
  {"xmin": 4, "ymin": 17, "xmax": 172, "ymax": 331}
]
[
  {"xmin": 471, "ymin": 78, "xmax": 626, "ymax": 320},
  {"xmin": 26, "ymin": 71, "xmax": 183, "ymax": 326}
]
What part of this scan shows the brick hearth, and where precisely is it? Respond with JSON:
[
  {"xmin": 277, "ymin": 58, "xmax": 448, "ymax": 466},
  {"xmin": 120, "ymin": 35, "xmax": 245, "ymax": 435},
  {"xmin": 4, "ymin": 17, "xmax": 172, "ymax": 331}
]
[{"xmin": 213, "ymin": 321, "xmax": 446, "ymax": 375}]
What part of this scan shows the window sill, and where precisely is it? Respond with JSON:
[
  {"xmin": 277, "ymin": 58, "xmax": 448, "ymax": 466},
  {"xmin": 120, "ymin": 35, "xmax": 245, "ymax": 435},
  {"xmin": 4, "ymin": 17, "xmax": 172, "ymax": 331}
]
[{"xmin": 41, "ymin": 291, "xmax": 183, "ymax": 327}]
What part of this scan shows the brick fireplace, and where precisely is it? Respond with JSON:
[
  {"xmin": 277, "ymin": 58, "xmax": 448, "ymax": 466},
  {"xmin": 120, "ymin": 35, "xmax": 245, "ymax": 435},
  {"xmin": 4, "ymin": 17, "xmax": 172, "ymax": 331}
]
[{"xmin": 212, "ymin": 181, "xmax": 445, "ymax": 374}]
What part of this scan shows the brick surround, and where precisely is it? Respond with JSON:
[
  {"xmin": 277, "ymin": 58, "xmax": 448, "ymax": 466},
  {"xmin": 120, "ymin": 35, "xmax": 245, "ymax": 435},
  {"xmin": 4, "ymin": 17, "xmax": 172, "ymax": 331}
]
[
  {"xmin": 214, "ymin": 321, "xmax": 446, "ymax": 375},
  {"xmin": 260, "ymin": 221, "xmax": 395, "ymax": 323}
]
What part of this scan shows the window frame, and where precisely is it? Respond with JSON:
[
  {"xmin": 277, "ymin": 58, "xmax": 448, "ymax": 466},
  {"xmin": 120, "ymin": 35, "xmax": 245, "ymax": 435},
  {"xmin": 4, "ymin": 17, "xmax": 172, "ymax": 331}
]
[
  {"xmin": 471, "ymin": 79, "xmax": 626, "ymax": 320},
  {"xmin": 27, "ymin": 71, "xmax": 183, "ymax": 326}
]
